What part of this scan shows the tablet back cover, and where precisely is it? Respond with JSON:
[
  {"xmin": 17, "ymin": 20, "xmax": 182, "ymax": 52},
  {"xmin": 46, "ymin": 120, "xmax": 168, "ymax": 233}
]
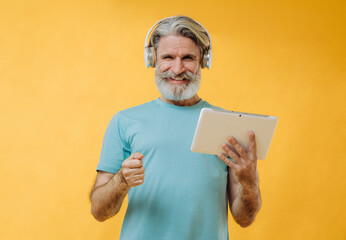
[{"xmin": 190, "ymin": 108, "xmax": 278, "ymax": 160}]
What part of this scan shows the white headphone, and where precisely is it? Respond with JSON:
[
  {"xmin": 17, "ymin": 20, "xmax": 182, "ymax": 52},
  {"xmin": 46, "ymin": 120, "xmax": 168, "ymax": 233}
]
[{"xmin": 144, "ymin": 17, "xmax": 213, "ymax": 69}]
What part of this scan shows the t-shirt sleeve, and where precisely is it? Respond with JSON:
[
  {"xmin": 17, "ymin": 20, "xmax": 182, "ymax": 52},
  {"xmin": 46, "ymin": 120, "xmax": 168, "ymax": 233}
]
[{"xmin": 96, "ymin": 113, "xmax": 131, "ymax": 174}]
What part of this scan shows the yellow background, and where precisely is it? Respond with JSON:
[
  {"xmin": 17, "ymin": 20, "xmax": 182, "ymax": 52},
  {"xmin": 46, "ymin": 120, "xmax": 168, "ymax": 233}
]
[{"xmin": 1, "ymin": 0, "xmax": 345, "ymax": 239}]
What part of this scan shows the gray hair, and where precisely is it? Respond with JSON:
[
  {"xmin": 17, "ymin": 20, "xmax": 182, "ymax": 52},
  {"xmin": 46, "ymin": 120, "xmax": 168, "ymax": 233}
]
[{"xmin": 150, "ymin": 16, "xmax": 210, "ymax": 56}]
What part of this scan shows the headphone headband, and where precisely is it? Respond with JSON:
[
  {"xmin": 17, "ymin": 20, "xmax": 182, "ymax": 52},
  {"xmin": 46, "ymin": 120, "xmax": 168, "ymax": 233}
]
[{"xmin": 144, "ymin": 16, "xmax": 213, "ymax": 69}]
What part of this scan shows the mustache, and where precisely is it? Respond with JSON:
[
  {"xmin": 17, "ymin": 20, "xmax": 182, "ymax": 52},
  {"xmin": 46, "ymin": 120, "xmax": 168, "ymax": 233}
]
[{"xmin": 159, "ymin": 71, "xmax": 200, "ymax": 81}]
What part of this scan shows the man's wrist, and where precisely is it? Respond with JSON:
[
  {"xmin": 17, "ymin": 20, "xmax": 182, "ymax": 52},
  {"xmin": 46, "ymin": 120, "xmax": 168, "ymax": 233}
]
[
  {"xmin": 241, "ymin": 180, "xmax": 260, "ymax": 195},
  {"xmin": 240, "ymin": 177, "xmax": 259, "ymax": 189},
  {"xmin": 114, "ymin": 169, "xmax": 130, "ymax": 190}
]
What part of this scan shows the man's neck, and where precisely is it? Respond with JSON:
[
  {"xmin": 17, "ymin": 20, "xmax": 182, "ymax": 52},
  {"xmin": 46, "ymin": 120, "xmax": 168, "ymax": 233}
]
[{"xmin": 159, "ymin": 95, "xmax": 201, "ymax": 107}]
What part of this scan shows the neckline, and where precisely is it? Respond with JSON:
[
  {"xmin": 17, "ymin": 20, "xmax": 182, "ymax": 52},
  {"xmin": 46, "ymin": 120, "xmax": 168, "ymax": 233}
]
[{"xmin": 154, "ymin": 97, "xmax": 206, "ymax": 109}]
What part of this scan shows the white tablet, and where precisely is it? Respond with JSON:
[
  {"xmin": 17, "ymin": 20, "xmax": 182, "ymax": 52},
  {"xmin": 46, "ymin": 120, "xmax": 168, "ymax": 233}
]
[{"xmin": 191, "ymin": 108, "xmax": 278, "ymax": 160}]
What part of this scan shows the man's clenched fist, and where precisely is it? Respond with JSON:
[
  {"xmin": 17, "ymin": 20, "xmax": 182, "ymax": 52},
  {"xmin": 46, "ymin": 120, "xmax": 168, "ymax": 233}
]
[{"xmin": 121, "ymin": 153, "xmax": 145, "ymax": 187}]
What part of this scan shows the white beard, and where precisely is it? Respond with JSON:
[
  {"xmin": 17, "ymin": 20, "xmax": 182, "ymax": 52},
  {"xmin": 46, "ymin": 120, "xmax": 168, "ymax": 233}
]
[{"xmin": 155, "ymin": 68, "xmax": 201, "ymax": 101}]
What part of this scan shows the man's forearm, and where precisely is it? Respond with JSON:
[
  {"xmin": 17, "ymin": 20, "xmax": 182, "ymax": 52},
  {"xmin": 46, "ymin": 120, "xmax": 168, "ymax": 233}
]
[
  {"xmin": 90, "ymin": 170, "xmax": 130, "ymax": 222},
  {"xmin": 231, "ymin": 184, "xmax": 262, "ymax": 227}
]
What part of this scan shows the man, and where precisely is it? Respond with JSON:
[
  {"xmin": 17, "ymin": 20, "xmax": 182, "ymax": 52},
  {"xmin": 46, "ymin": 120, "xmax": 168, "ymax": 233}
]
[{"xmin": 90, "ymin": 16, "xmax": 261, "ymax": 240}]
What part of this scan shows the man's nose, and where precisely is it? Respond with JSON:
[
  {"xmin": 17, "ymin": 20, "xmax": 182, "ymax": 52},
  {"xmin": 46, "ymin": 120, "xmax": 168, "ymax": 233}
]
[{"xmin": 171, "ymin": 58, "xmax": 185, "ymax": 75}]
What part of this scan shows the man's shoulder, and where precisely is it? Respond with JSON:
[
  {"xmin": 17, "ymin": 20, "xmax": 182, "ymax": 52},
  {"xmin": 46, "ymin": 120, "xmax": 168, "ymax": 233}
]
[
  {"xmin": 106, "ymin": 100, "xmax": 157, "ymax": 128},
  {"xmin": 121, "ymin": 100, "xmax": 156, "ymax": 113},
  {"xmin": 111, "ymin": 99, "xmax": 158, "ymax": 119}
]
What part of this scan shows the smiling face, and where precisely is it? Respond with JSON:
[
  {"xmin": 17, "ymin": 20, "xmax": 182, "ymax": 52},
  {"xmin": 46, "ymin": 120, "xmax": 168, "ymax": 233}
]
[{"xmin": 155, "ymin": 35, "xmax": 202, "ymax": 102}]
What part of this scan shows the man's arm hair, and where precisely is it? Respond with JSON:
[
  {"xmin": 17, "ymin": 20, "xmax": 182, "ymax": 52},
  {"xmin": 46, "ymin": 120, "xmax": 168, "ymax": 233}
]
[
  {"xmin": 228, "ymin": 167, "xmax": 262, "ymax": 228},
  {"xmin": 89, "ymin": 170, "xmax": 130, "ymax": 222}
]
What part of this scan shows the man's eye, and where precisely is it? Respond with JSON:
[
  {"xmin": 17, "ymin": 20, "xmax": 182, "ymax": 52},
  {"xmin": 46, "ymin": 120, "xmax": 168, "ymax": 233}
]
[{"xmin": 163, "ymin": 56, "xmax": 173, "ymax": 59}]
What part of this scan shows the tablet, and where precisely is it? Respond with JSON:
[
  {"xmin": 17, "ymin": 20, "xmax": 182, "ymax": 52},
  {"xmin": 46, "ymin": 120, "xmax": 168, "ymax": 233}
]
[{"xmin": 191, "ymin": 108, "xmax": 278, "ymax": 160}]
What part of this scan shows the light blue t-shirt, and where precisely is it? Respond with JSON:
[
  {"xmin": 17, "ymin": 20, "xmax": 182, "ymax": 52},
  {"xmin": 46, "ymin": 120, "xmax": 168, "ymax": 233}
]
[{"xmin": 97, "ymin": 98, "xmax": 229, "ymax": 240}]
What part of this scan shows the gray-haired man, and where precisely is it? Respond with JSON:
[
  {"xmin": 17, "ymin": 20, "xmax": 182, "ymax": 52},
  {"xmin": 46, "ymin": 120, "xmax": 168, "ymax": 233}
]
[{"xmin": 90, "ymin": 16, "xmax": 261, "ymax": 240}]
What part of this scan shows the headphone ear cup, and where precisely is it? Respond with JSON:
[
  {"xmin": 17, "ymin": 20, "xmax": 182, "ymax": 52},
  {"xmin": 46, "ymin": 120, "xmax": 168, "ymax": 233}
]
[
  {"xmin": 144, "ymin": 47, "xmax": 156, "ymax": 68},
  {"xmin": 207, "ymin": 49, "xmax": 212, "ymax": 69},
  {"xmin": 202, "ymin": 49, "xmax": 212, "ymax": 69},
  {"xmin": 144, "ymin": 47, "xmax": 152, "ymax": 68}
]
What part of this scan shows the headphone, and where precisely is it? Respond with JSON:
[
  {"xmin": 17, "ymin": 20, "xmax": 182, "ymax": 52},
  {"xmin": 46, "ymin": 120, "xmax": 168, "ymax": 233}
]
[{"xmin": 144, "ymin": 17, "xmax": 213, "ymax": 69}]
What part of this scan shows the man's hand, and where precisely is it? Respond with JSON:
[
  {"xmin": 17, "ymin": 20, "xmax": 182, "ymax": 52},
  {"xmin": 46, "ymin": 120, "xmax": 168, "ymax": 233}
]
[
  {"xmin": 218, "ymin": 131, "xmax": 261, "ymax": 227},
  {"xmin": 90, "ymin": 153, "xmax": 144, "ymax": 222},
  {"xmin": 218, "ymin": 131, "xmax": 258, "ymax": 186},
  {"xmin": 121, "ymin": 152, "xmax": 145, "ymax": 187}
]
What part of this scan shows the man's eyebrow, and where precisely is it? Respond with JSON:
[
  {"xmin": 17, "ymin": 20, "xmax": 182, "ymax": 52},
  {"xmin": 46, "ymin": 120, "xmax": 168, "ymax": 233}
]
[
  {"xmin": 182, "ymin": 54, "xmax": 197, "ymax": 59},
  {"xmin": 160, "ymin": 54, "xmax": 173, "ymax": 58},
  {"xmin": 160, "ymin": 54, "xmax": 197, "ymax": 59}
]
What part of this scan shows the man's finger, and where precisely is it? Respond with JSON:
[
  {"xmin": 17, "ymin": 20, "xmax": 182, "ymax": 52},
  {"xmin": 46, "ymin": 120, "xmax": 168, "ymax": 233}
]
[
  {"xmin": 248, "ymin": 132, "xmax": 257, "ymax": 160},
  {"xmin": 122, "ymin": 159, "xmax": 143, "ymax": 168},
  {"xmin": 133, "ymin": 173, "xmax": 145, "ymax": 180},
  {"xmin": 218, "ymin": 153, "xmax": 238, "ymax": 169},
  {"xmin": 221, "ymin": 144, "xmax": 241, "ymax": 164},
  {"xmin": 123, "ymin": 167, "xmax": 144, "ymax": 176},
  {"xmin": 228, "ymin": 136, "xmax": 249, "ymax": 160},
  {"xmin": 129, "ymin": 152, "xmax": 144, "ymax": 160},
  {"xmin": 132, "ymin": 179, "xmax": 144, "ymax": 186}
]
